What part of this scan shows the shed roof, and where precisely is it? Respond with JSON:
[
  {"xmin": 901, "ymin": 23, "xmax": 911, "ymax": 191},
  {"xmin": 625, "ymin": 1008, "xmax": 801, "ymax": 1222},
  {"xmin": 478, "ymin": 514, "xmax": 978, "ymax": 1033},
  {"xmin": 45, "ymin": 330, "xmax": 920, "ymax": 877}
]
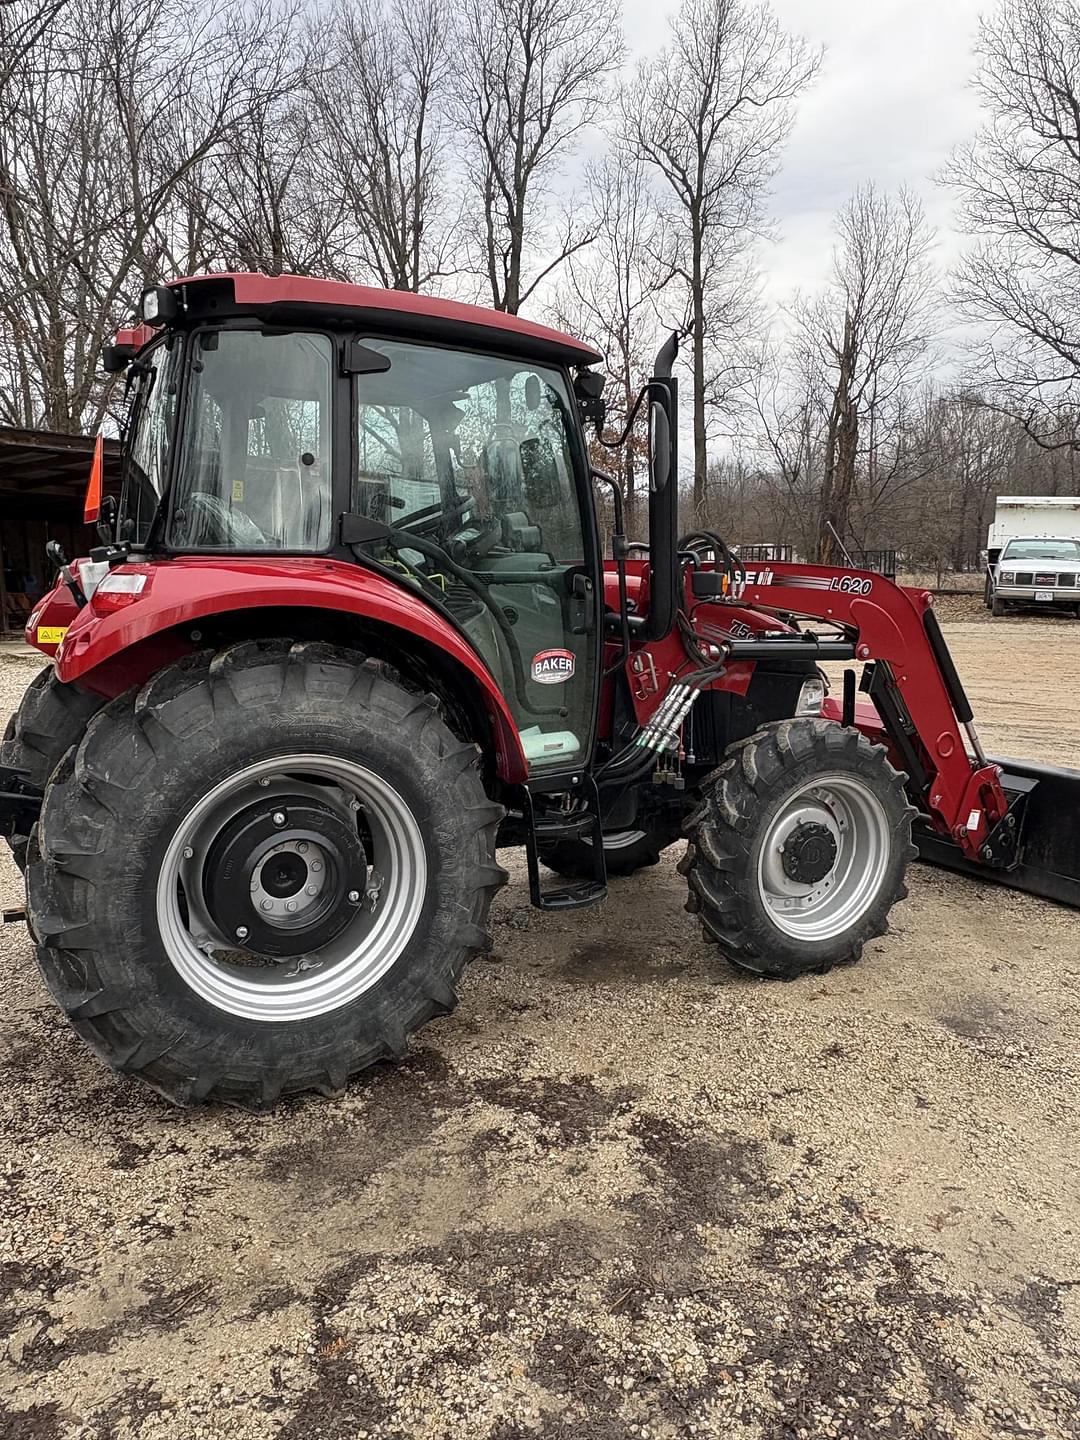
[{"xmin": 0, "ymin": 426, "xmax": 121, "ymax": 507}]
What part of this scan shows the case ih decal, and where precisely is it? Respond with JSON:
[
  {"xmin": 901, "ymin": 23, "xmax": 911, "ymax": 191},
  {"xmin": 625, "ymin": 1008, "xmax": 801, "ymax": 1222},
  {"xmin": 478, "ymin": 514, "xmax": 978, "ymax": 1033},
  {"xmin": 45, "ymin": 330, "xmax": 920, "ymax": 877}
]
[
  {"xmin": 531, "ymin": 648, "xmax": 576, "ymax": 684},
  {"xmin": 743, "ymin": 568, "xmax": 874, "ymax": 596}
]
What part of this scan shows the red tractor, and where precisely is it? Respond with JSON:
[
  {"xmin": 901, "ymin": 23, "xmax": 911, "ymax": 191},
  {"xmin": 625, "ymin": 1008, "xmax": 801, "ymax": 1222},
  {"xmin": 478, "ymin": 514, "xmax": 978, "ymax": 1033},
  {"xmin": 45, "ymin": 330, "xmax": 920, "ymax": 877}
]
[{"xmin": 2, "ymin": 273, "xmax": 1078, "ymax": 1108}]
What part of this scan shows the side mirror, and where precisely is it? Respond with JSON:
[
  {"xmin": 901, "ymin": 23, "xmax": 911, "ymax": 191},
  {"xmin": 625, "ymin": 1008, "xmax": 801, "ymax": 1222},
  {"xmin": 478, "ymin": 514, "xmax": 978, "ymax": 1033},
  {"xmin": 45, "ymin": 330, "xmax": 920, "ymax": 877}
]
[
  {"xmin": 649, "ymin": 400, "xmax": 671, "ymax": 492},
  {"xmin": 102, "ymin": 343, "xmax": 136, "ymax": 374},
  {"xmin": 574, "ymin": 368, "xmax": 607, "ymax": 434}
]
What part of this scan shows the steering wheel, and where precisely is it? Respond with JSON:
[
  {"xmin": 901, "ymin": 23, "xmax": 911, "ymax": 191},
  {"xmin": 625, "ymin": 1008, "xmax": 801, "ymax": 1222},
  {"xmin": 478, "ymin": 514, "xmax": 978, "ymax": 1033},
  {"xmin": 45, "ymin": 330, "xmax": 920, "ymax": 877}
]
[
  {"xmin": 182, "ymin": 493, "xmax": 269, "ymax": 547},
  {"xmin": 398, "ymin": 494, "xmax": 472, "ymax": 537}
]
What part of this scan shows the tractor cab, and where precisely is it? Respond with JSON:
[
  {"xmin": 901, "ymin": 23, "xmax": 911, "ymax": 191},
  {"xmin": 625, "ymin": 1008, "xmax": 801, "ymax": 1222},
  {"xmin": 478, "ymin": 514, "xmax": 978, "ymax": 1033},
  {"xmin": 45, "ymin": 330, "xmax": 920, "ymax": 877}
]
[{"xmin": 99, "ymin": 275, "xmax": 681, "ymax": 778}]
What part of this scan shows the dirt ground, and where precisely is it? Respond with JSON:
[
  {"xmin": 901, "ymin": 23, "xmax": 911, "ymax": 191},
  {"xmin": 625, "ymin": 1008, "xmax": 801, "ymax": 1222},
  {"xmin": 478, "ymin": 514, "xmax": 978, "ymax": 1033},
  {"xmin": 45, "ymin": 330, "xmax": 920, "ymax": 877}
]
[{"xmin": 2, "ymin": 617, "xmax": 1079, "ymax": 1440}]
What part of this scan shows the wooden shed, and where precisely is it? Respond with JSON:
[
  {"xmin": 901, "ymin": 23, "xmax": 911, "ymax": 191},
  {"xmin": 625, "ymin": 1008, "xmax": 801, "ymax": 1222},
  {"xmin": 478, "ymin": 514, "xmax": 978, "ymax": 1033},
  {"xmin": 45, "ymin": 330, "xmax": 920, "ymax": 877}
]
[{"xmin": 0, "ymin": 426, "xmax": 121, "ymax": 633}]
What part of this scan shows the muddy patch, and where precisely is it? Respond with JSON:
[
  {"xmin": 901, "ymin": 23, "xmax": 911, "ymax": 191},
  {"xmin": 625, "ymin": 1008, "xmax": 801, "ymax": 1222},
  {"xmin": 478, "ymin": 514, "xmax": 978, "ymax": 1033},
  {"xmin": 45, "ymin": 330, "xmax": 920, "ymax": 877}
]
[
  {"xmin": 744, "ymin": 1222, "xmax": 977, "ymax": 1438},
  {"xmin": 561, "ymin": 938, "xmax": 690, "ymax": 984},
  {"xmin": 629, "ymin": 1110, "xmax": 770, "ymax": 1230},
  {"xmin": 1006, "ymin": 1274, "xmax": 1078, "ymax": 1358},
  {"xmin": 261, "ymin": 1049, "xmax": 471, "ymax": 1189},
  {"xmin": 471, "ymin": 1073, "xmax": 637, "ymax": 1147},
  {"xmin": 941, "ymin": 994, "xmax": 1022, "ymax": 1041},
  {"xmin": 15, "ymin": 1278, "xmax": 214, "ymax": 1376},
  {"xmin": 0, "ymin": 1400, "xmax": 71, "ymax": 1440},
  {"xmin": 275, "ymin": 1253, "xmax": 390, "ymax": 1440}
]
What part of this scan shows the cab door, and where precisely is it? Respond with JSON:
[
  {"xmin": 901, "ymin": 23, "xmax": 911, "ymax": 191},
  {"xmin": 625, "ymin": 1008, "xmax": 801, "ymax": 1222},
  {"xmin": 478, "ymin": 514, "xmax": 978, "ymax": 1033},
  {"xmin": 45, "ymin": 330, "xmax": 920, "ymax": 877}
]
[{"xmin": 350, "ymin": 338, "xmax": 602, "ymax": 773}]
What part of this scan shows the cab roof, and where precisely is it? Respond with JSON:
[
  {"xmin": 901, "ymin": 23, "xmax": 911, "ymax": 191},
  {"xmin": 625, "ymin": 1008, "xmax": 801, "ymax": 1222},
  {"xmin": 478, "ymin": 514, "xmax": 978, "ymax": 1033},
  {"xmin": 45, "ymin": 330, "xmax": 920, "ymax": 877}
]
[{"xmin": 163, "ymin": 272, "xmax": 602, "ymax": 368}]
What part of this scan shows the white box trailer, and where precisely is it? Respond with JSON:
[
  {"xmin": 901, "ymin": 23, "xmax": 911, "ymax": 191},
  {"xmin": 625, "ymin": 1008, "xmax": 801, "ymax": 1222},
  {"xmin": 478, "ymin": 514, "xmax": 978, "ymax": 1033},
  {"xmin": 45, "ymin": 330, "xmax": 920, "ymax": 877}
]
[
  {"xmin": 987, "ymin": 496, "xmax": 1080, "ymax": 562},
  {"xmin": 986, "ymin": 495, "xmax": 1080, "ymax": 614}
]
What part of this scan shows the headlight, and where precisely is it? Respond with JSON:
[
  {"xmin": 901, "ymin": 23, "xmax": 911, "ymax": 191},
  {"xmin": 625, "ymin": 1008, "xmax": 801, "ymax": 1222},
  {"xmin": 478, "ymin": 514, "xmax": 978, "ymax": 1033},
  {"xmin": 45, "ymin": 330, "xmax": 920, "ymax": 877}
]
[
  {"xmin": 139, "ymin": 285, "xmax": 178, "ymax": 327},
  {"xmin": 999, "ymin": 571, "xmax": 1015, "ymax": 584},
  {"xmin": 796, "ymin": 677, "xmax": 825, "ymax": 716}
]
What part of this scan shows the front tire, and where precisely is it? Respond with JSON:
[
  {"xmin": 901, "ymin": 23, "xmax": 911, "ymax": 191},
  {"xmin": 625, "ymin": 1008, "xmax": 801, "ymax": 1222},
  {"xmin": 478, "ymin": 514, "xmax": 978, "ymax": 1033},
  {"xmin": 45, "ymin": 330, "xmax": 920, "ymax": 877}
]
[
  {"xmin": 27, "ymin": 641, "xmax": 506, "ymax": 1108},
  {"xmin": 991, "ymin": 596, "xmax": 1006, "ymax": 617},
  {"xmin": 681, "ymin": 719, "xmax": 915, "ymax": 979}
]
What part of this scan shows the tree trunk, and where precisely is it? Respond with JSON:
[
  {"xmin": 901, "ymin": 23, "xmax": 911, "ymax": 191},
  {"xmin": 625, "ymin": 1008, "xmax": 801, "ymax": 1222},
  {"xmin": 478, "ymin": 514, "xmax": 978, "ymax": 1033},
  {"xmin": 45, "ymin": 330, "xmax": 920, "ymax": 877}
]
[
  {"xmin": 819, "ymin": 311, "xmax": 856, "ymax": 564},
  {"xmin": 692, "ymin": 253, "xmax": 707, "ymax": 520}
]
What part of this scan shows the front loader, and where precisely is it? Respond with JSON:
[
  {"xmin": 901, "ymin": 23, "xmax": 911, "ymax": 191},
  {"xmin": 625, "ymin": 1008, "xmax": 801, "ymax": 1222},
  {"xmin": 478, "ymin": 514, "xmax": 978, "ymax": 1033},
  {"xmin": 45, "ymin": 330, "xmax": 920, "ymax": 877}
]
[{"xmin": 2, "ymin": 271, "xmax": 1078, "ymax": 1108}]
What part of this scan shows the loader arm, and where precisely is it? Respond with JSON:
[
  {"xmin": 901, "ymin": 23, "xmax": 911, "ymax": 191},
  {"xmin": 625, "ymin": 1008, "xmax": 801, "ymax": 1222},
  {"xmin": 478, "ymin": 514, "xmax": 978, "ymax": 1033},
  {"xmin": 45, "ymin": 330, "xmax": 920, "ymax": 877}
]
[{"xmin": 683, "ymin": 561, "xmax": 1021, "ymax": 873}]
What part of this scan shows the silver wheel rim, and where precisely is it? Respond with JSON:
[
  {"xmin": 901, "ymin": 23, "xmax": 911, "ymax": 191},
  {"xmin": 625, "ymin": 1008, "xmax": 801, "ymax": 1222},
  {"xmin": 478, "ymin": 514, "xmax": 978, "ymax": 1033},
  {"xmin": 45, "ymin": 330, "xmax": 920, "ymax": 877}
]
[
  {"xmin": 155, "ymin": 754, "xmax": 426, "ymax": 1022},
  {"xmin": 755, "ymin": 772, "xmax": 890, "ymax": 942},
  {"xmin": 575, "ymin": 828, "xmax": 646, "ymax": 852}
]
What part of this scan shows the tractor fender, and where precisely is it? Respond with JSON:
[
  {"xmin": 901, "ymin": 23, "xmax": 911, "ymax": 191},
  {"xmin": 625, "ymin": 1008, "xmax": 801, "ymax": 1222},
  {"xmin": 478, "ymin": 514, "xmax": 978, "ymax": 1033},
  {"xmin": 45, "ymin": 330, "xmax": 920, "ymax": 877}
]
[
  {"xmin": 54, "ymin": 556, "xmax": 529, "ymax": 782},
  {"xmin": 24, "ymin": 574, "xmax": 81, "ymax": 657}
]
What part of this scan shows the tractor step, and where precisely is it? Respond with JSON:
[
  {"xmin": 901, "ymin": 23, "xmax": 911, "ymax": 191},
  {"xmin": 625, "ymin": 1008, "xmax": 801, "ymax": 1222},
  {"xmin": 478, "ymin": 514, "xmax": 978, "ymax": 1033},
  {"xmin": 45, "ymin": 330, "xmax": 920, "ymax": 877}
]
[
  {"xmin": 529, "ymin": 879, "xmax": 608, "ymax": 911},
  {"xmin": 522, "ymin": 776, "xmax": 608, "ymax": 911}
]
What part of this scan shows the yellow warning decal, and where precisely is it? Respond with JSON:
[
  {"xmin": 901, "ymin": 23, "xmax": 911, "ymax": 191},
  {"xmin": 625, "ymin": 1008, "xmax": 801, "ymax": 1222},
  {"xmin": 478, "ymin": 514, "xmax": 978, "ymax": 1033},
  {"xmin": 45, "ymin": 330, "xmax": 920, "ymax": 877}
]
[{"xmin": 37, "ymin": 626, "xmax": 68, "ymax": 645}]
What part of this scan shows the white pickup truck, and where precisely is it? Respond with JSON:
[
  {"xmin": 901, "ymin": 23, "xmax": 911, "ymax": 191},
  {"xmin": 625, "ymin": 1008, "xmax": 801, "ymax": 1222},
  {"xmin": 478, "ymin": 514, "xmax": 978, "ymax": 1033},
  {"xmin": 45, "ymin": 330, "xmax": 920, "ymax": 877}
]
[{"xmin": 986, "ymin": 496, "xmax": 1080, "ymax": 617}]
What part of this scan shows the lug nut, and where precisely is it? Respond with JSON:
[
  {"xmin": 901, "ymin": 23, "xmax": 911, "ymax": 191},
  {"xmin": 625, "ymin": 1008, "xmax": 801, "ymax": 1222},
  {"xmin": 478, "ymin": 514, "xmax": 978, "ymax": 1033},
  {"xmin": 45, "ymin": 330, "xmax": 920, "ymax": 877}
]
[
  {"xmin": 311, "ymin": 861, "xmax": 322, "ymax": 873},
  {"xmin": 305, "ymin": 885, "xmax": 317, "ymax": 896},
  {"xmin": 286, "ymin": 901, "xmax": 297, "ymax": 913},
  {"xmin": 261, "ymin": 899, "xmax": 273, "ymax": 912},
  {"xmin": 235, "ymin": 926, "xmax": 249, "ymax": 940},
  {"xmin": 348, "ymin": 889, "xmax": 361, "ymax": 903},
  {"xmin": 298, "ymin": 842, "xmax": 308, "ymax": 854},
  {"xmin": 272, "ymin": 811, "xmax": 287, "ymax": 827}
]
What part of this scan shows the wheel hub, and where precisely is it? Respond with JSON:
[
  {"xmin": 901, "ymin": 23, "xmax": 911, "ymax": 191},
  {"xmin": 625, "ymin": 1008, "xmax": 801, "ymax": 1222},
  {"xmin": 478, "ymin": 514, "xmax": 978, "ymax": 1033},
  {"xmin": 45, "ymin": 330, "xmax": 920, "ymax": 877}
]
[
  {"xmin": 202, "ymin": 797, "xmax": 368, "ymax": 958},
  {"xmin": 781, "ymin": 821, "xmax": 838, "ymax": 885}
]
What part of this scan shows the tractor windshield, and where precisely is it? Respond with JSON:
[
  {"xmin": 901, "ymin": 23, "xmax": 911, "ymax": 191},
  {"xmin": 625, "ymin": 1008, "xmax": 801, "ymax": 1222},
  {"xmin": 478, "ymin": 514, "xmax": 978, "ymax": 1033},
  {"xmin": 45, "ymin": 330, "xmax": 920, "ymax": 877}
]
[
  {"xmin": 167, "ymin": 329, "xmax": 333, "ymax": 551},
  {"xmin": 351, "ymin": 339, "xmax": 596, "ymax": 769}
]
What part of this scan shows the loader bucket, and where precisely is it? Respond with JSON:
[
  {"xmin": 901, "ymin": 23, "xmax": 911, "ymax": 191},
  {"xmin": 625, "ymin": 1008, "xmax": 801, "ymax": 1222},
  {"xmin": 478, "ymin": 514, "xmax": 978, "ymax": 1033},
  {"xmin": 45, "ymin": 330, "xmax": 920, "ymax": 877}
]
[{"xmin": 915, "ymin": 756, "xmax": 1080, "ymax": 910}]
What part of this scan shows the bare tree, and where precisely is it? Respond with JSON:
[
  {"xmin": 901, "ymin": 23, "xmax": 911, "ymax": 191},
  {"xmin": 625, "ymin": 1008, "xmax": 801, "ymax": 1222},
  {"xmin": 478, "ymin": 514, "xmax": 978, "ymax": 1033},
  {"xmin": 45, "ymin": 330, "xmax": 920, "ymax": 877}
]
[
  {"xmin": 946, "ymin": 0, "xmax": 1080, "ymax": 446},
  {"xmin": 747, "ymin": 337, "xmax": 827, "ymax": 559},
  {"xmin": 792, "ymin": 184, "xmax": 937, "ymax": 563},
  {"xmin": 187, "ymin": 21, "xmax": 335, "ymax": 279},
  {"xmin": 454, "ymin": 0, "xmax": 623, "ymax": 314},
  {"xmin": 550, "ymin": 150, "xmax": 663, "ymax": 531},
  {"xmin": 625, "ymin": 0, "xmax": 819, "ymax": 519},
  {"xmin": 0, "ymin": 0, "xmax": 297, "ymax": 433},
  {"xmin": 0, "ymin": 0, "xmax": 67, "ymax": 102},
  {"xmin": 307, "ymin": 0, "xmax": 456, "ymax": 292}
]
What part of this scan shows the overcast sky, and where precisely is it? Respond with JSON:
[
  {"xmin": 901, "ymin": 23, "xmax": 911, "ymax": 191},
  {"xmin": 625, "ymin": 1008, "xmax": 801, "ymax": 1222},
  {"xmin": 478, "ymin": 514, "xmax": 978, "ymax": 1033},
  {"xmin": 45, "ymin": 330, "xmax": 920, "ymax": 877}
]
[{"xmin": 621, "ymin": 0, "xmax": 989, "ymax": 309}]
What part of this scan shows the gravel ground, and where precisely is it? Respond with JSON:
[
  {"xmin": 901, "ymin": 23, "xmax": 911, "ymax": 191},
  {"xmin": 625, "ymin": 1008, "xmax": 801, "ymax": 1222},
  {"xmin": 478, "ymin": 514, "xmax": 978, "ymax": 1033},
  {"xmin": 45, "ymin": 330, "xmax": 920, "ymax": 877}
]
[{"xmin": 2, "ymin": 620, "xmax": 1079, "ymax": 1440}]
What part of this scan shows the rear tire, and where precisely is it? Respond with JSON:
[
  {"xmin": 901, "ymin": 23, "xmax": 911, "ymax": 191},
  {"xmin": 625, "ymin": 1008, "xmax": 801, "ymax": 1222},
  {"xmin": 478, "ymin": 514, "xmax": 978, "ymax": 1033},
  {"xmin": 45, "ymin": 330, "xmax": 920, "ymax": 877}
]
[
  {"xmin": 1, "ymin": 666, "xmax": 106, "ymax": 871},
  {"xmin": 539, "ymin": 824, "xmax": 680, "ymax": 879},
  {"xmin": 681, "ymin": 719, "xmax": 915, "ymax": 979},
  {"xmin": 27, "ymin": 640, "xmax": 507, "ymax": 1108}
]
